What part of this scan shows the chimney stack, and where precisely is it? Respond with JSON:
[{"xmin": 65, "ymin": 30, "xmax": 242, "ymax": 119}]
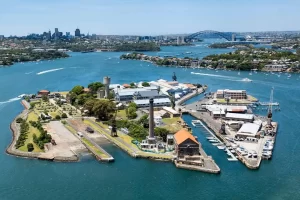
[{"xmin": 149, "ymin": 98, "xmax": 155, "ymax": 139}]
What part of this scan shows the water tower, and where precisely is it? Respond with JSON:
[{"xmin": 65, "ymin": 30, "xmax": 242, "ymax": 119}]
[{"xmin": 103, "ymin": 76, "xmax": 111, "ymax": 98}]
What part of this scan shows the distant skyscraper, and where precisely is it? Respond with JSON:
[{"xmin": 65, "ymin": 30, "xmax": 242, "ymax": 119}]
[
  {"xmin": 54, "ymin": 28, "xmax": 59, "ymax": 39},
  {"xmin": 75, "ymin": 28, "xmax": 81, "ymax": 37},
  {"xmin": 0, "ymin": 35, "xmax": 4, "ymax": 41},
  {"xmin": 66, "ymin": 32, "xmax": 70, "ymax": 36},
  {"xmin": 48, "ymin": 30, "xmax": 51, "ymax": 40}
]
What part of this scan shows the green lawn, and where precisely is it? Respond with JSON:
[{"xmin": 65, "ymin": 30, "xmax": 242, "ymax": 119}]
[
  {"xmin": 18, "ymin": 112, "xmax": 43, "ymax": 152},
  {"xmin": 116, "ymin": 110, "xmax": 127, "ymax": 120}
]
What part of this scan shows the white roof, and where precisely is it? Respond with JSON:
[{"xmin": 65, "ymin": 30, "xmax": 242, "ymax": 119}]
[
  {"xmin": 237, "ymin": 123, "xmax": 260, "ymax": 136},
  {"xmin": 133, "ymin": 98, "xmax": 171, "ymax": 105},
  {"xmin": 226, "ymin": 113, "xmax": 254, "ymax": 120},
  {"xmin": 163, "ymin": 107, "xmax": 179, "ymax": 114},
  {"xmin": 204, "ymin": 105, "xmax": 247, "ymax": 112},
  {"xmin": 116, "ymin": 88, "xmax": 157, "ymax": 96}
]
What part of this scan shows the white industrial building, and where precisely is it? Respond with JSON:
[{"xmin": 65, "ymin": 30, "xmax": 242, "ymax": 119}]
[
  {"xmin": 202, "ymin": 105, "xmax": 248, "ymax": 118},
  {"xmin": 225, "ymin": 113, "xmax": 254, "ymax": 123},
  {"xmin": 236, "ymin": 123, "xmax": 261, "ymax": 139},
  {"xmin": 133, "ymin": 98, "xmax": 171, "ymax": 108},
  {"xmin": 216, "ymin": 89, "xmax": 247, "ymax": 99}
]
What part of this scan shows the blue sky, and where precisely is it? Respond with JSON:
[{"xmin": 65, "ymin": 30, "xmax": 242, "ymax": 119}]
[{"xmin": 0, "ymin": 0, "xmax": 299, "ymax": 36}]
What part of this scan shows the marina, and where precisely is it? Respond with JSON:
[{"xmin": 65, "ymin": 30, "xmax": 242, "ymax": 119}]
[{"xmin": 191, "ymin": 120, "xmax": 238, "ymax": 162}]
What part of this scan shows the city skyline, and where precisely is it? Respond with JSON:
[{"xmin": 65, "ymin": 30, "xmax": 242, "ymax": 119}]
[{"xmin": 1, "ymin": 0, "xmax": 300, "ymax": 36}]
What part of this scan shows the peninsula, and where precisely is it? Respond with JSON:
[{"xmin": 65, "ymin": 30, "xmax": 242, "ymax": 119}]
[
  {"xmin": 0, "ymin": 49, "xmax": 69, "ymax": 66},
  {"xmin": 120, "ymin": 48, "xmax": 300, "ymax": 72}
]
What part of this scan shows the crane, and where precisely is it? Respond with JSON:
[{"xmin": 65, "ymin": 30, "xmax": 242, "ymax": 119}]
[{"xmin": 267, "ymin": 87, "xmax": 274, "ymax": 126}]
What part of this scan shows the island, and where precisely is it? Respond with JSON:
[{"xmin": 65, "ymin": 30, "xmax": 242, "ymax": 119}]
[
  {"xmin": 8, "ymin": 76, "xmax": 222, "ymax": 173},
  {"xmin": 0, "ymin": 49, "xmax": 69, "ymax": 66}
]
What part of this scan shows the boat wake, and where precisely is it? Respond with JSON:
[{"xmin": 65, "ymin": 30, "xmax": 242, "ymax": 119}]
[
  {"xmin": 191, "ymin": 72, "xmax": 236, "ymax": 79},
  {"xmin": 25, "ymin": 71, "xmax": 34, "ymax": 75},
  {"xmin": 0, "ymin": 97, "xmax": 21, "ymax": 105},
  {"xmin": 36, "ymin": 68, "xmax": 64, "ymax": 75}
]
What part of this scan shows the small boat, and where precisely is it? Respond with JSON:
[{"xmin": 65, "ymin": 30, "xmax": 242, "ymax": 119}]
[
  {"xmin": 230, "ymin": 150, "xmax": 236, "ymax": 154},
  {"xmin": 18, "ymin": 94, "xmax": 27, "ymax": 98},
  {"xmin": 212, "ymin": 143, "xmax": 221, "ymax": 146},
  {"xmin": 206, "ymin": 137, "xmax": 215, "ymax": 140},
  {"xmin": 209, "ymin": 139, "xmax": 218, "ymax": 143},
  {"xmin": 217, "ymin": 145, "xmax": 226, "ymax": 150},
  {"xmin": 241, "ymin": 78, "xmax": 252, "ymax": 82}
]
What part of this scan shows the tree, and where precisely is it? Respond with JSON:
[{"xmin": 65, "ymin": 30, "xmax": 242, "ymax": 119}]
[
  {"xmin": 27, "ymin": 143, "xmax": 34, "ymax": 152},
  {"xmin": 61, "ymin": 113, "xmax": 68, "ymax": 118},
  {"xmin": 130, "ymin": 82, "xmax": 136, "ymax": 88},
  {"xmin": 88, "ymin": 82, "xmax": 104, "ymax": 94},
  {"xmin": 138, "ymin": 114, "xmax": 149, "ymax": 125},
  {"xmin": 55, "ymin": 115, "xmax": 61, "ymax": 120},
  {"xmin": 297, "ymin": 49, "xmax": 300, "ymax": 56},
  {"xmin": 92, "ymin": 99, "xmax": 115, "ymax": 120},
  {"xmin": 142, "ymin": 82, "xmax": 150, "ymax": 87},
  {"xmin": 76, "ymin": 93, "xmax": 91, "ymax": 105},
  {"xmin": 42, "ymin": 95, "xmax": 49, "ymax": 102},
  {"xmin": 154, "ymin": 127, "xmax": 170, "ymax": 142},
  {"xmin": 70, "ymin": 85, "xmax": 84, "ymax": 95},
  {"xmin": 127, "ymin": 107, "xmax": 137, "ymax": 119},
  {"xmin": 84, "ymin": 99, "xmax": 97, "ymax": 115},
  {"xmin": 67, "ymin": 92, "xmax": 77, "ymax": 105},
  {"xmin": 16, "ymin": 118, "xmax": 23, "ymax": 123},
  {"xmin": 107, "ymin": 91, "xmax": 115, "ymax": 100},
  {"xmin": 128, "ymin": 102, "xmax": 138, "ymax": 109}
]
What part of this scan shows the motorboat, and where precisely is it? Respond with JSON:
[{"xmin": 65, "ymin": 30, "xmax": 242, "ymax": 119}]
[
  {"xmin": 217, "ymin": 145, "xmax": 226, "ymax": 150},
  {"xmin": 241, "ymin": 78, "xmax": 252, "ymax": 82},
  {"xmin": 209, "ymin": 139, "xmax": 219, "ymax": 143},
  {"xmin": 18, "ymin": 94, "xmax": 27, "ymax": 98},
  {"xmin": 206, "ymin": 137, "xmax": 215, "ymax": 140}
]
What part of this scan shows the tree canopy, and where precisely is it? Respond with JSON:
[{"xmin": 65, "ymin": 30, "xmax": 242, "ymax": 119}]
[
  {"xmin": 70, "ymin": 85, "xmax": 84, "ymax": 95},
  {"xmin": 92, "ymin": 99, "xmax": 115, "ymax": 120},
  {"xmin": 88, "ymin": 82, "xmax": 104, "ymax": 93}
]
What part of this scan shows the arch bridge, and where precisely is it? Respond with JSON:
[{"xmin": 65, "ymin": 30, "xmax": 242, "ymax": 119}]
[{"xmin": 185, "ymin": 30, "xmax": 242, "ymax": 41}]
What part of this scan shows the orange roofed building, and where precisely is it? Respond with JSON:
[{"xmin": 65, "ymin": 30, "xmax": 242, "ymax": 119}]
[
  {"xmin": 38, "ymin": 90, "xmax": 50, "ymax": 96},
  {"xmin": 174, "ymin": 129, "xmax": 200, "ymax": 157}
]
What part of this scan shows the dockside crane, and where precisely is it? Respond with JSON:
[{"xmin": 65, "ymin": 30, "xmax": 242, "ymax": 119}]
[{"xmin": 267, "ymin": 87, "xmax": 274, "ymax": 127}]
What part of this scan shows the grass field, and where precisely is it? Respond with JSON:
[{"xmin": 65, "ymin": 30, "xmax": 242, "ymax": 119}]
[
  {"xmin": 162, "ymin": 117, "xmax": 182, "ymax": 133},
  {"xmin": 18, "ymin": 112, "xmax": 43, "ymax": 152},
  {"xmin": 116, "ymin": 110, "xmax": 127, "ymax": 120}
]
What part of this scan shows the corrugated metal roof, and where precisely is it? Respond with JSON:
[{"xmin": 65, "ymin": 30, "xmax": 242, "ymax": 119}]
[{"xmin": 238, "ymin": 123, "xmax": 260, "ymax": 135}]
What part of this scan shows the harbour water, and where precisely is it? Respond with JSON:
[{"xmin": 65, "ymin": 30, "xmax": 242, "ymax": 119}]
[{"xmin": 1, "ymin": 39, "xmax": 300, "ymax": 199}]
